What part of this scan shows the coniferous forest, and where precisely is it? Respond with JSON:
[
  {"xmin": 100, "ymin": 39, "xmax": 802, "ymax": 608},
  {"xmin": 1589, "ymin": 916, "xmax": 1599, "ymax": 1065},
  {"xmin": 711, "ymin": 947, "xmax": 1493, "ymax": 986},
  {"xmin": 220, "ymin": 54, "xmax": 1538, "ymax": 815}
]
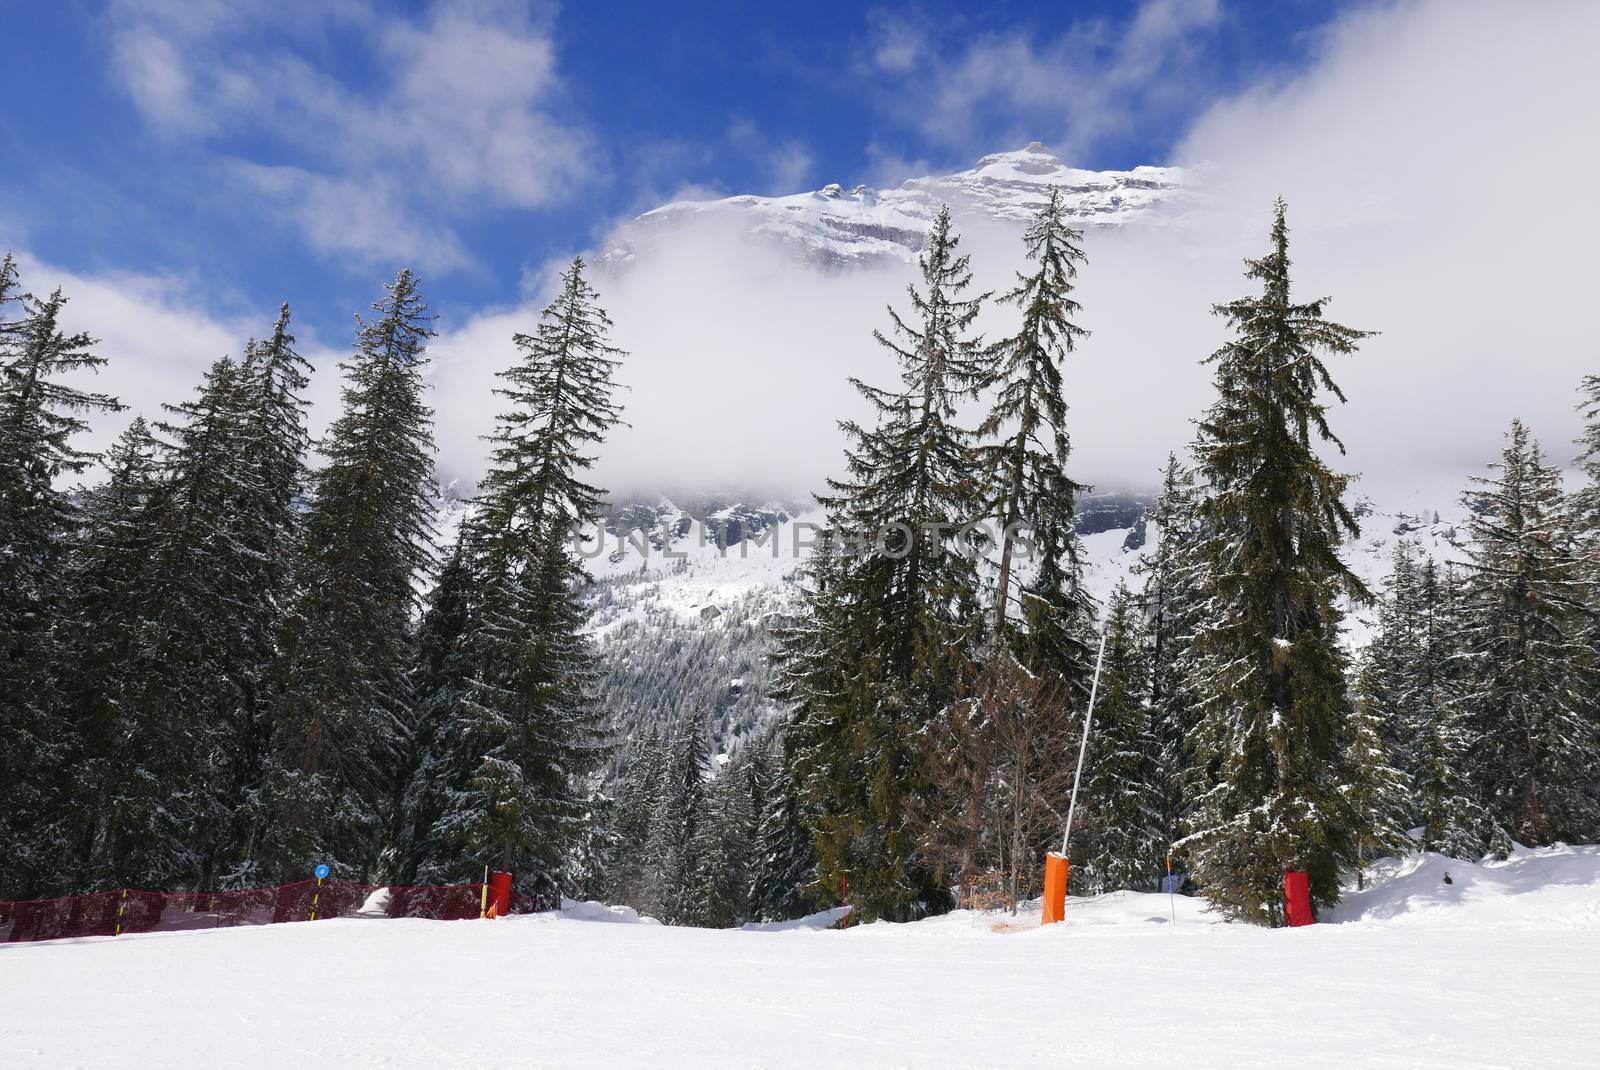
[{"xmin": 4, "ymin": 196, "xmax": 1599, "ymax": 927}]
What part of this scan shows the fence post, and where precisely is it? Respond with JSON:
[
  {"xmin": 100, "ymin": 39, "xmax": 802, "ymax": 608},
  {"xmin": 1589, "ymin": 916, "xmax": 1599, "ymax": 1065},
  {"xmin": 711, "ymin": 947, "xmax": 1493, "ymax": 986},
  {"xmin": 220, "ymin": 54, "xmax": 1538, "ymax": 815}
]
[{"xmin": 114, "ymin": 888, "xmax": 128, "ymax": 936}]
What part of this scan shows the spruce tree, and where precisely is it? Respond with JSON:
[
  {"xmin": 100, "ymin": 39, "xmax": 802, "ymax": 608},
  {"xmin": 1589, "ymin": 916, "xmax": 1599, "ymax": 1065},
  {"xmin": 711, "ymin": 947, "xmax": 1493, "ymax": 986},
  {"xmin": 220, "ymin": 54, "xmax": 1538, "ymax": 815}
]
[
  {"xmin": 769, "ymin": 530, "xmax": 849, "ymax": 907},
  {"xmin": 1360, "ymin": 541, "xmax": 1427, "ymax": 790},
  {"xmin": 640, "ymin": 718, "xmax": 711, "ymax": 923},
  {"xmin": 979, "ymin": 187, "xmax": 1094, "ymax": 683},
  {"xmin": 57, "ymin": 418, "xmax": 163, "ymax": 889},
  {"xmin": 1571, "ymin": 374, "xmax": 1600, "ymax": 555},
  {"xmin": 788, "ymin": 206, "xmax": 988, "ymax": 920},
  {"xmin": 1415, "ymin": 560, "xmax": 1496, "ymax": 857},
  {"xmin": 601, "ymin": 728, "xmax": 671, "ymax": 909},
  {"xmin": 690, "ymin": 754, "xmax": 759, "ymax": 927},
  {"xmin": 394, "ymin": 535, "xmax": 476, "ymax": 884},
  {"xmin": 1180, "ymin": 199, "xmax": 1374, "ymax": 923},
  {"xmin": 1456, "ymin": 420, "xmax": 1598, "ymax": 846},
  {"xmin": 236, "ymin": 304, "xmax": 313, "ymax": 650},
  {"xmin": 1346, "ymin": 652, "xmax": 1414, "ymax": 883},
  {"xmin": 1570, "ymin": 375, "xmax": 1600, "ymax": 770},
  {"xmin": 130, "ymin": 354, "xmax": 268, "ymax": 888},
  {"xmin": 429, "ymin": 258, "xmax": 621, "ymax": 895},
  {"xmin": 259, "ymin": 270, "xmax": 437, "ymax": 882},
  {"xmin": 0, "ymin": 269, "xmax": 123, "ymax": 896},
  {"xmin": 1077, "ymin": 583, "xmax": 1164, "ymax": 893},
  {"xmin": 747, "ymin": 729, "xmax": 820, "ymax": 922},
  {"xmin": 1134, "ymin": 454, "xmax": 1205, "ymax": 852},
  {"xmin": 1358, "ymin": 542, "xmax": 1492, "ymax": 858}
]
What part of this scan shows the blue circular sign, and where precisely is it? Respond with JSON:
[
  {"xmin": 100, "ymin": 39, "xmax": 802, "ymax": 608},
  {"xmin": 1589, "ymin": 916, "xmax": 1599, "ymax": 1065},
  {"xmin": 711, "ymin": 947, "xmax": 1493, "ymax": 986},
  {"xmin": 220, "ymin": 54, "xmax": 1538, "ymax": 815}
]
[{"xmin": 314, "ymin": 864, "xmax": 330, "ymax": 880}]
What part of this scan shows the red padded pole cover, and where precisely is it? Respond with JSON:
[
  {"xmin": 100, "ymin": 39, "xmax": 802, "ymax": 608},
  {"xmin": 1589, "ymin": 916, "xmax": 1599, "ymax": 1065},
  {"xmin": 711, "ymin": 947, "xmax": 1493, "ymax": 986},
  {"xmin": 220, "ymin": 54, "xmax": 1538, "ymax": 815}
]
[
  {"xmin": 489, "ymin": 872, "xmax": 513, "ymax": 918},
  {"xmin": 1282, "ymin": 870, "xmax": 1314, "ymax": 927}
]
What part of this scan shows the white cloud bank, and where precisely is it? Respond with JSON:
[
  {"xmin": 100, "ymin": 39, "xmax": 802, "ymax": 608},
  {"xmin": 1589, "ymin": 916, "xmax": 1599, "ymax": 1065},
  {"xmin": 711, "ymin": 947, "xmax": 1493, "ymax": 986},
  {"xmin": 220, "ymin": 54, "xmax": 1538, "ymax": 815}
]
[{"xmin": 9, "ymin": 251, "xmax": 342, "ymax": 465}]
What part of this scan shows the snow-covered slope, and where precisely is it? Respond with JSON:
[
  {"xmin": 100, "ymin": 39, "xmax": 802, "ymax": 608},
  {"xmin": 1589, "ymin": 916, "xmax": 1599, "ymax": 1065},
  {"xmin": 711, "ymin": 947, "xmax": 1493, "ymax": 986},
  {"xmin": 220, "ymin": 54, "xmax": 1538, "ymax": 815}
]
[
  {"xmin": 579, "ymin": 487, "xmax": 1473, "ymax": 763},
  {"xmin": 602, "ymin": 143, "xmax": 1185, "ymax": 268},
  {"xmin": 6, "ymin": 845, "xmax": 1596, "ymax": 1068}
]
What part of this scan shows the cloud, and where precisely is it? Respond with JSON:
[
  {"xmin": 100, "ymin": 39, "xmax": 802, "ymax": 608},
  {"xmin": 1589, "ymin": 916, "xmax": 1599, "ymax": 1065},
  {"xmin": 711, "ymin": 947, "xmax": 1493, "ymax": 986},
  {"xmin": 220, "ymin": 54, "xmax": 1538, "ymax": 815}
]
[
  {"xmin": 228, "ymin": 163, "xmax": 474, "ymax": 271},
  {"xmin": 859, "ymin": 0, "xmax": 1222, "ymax": 165},
  {"xmin": 109, "ymin": 29, "xmax": 204, "ymax": 134},
  {"xmin": 102, "ymin": 0, "xmax": 600, "ymax": 271},
  {"xmin": 7, "ymin": 249, "xmax": 344, "ymax": 468}
]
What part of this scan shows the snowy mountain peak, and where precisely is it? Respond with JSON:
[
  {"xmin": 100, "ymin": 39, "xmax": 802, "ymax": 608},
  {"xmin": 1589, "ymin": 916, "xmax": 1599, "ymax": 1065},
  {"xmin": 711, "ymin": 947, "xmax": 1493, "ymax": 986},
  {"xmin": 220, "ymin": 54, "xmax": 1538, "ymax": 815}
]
[
  {"xmin": 600, "ymin": 144, "xmax": 1186, "ymax": 269},
  {"xmin": 971, "ymin": 141, "xmax": 1070, "ymax": 176}
]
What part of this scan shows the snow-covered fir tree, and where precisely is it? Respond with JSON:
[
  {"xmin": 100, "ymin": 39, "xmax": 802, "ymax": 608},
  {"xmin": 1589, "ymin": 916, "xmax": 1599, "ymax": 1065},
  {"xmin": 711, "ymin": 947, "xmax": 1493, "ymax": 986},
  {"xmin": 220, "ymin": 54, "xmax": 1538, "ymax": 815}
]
[
  {"xmin": 133, "ymin": 354, "xmax": 273, "ymax": 887},
  {"xmin": 641, "ymin": 718, "xmax": 711, "ymax": 923},
  {"xmin": 1180, "ymin": 199, "xmax": 1374, "ymax": 924},
  {"xmin": 786, "ymin": 206, "xmax": 991, "ymax": 920},
  {"xmin": 1345, "ymin": 654, "xmax": 1415, "ymax": 885},
  {"xmin": 1077, "ymin": 583, "xmax": 1164, "ymax": 893},
  {"xmin": 1359, "ymin": 541, "xmax": 1428, "ymax": 786},
  {"xmin": 1410, "ymin": 560, "xmax": 1496, "ymax": 858},
  {"xmin": 689, "ymin": 750, "xmax": 760, "ymax": 927},
  {"xmin": 259, "ymin": 272, "xmax": 435, "ymax": 882},
  {"xmin": 0, "ymin": 292, "xmax": 123, "ymax": 890},
  {"xmin": 1570, "ymin": 375, "xmax": 1600, "ymax": 741},
  {"xmin": 56, "ymin": 418, "xmax": 163, "ymax": 889},
  {"xmin": 234, "ymin": 304, "xmax": 313, "ymax": 666},
  {"xmin": 1456, "ymin": 420, "xmax": 1598, "ymax": 847},
  {"xmin": 394, "ymin": 535, "xmax": 476, "ymax": 885},
  {"xmin": 0, "ymin": 262, "xmax": 122, "ymax": 897},
  {"xmin": 978, "ymin": 185, "xmax": 1095, "ymax": 685},
  {"xmin": 601, "ymin": 728, "xmax": 671, "ymax": 909},
  {"xmin": 747, "ymin": 727, "xmax": 820, "ymax": 922},
  {"xmin": 1571, "ymin": 373, "xmax": 1600, "ymax": 560},
  {"xmin": 1133, "ymin": 454, "xmax": 1205, "ymax": 852},
  {"xmin": 1356, "ymin": 540, "xmax": 1493, "ymax": 858},
  {"xmin": 429, "ymin": 259, "xmax": 620, "ymax": 895}
]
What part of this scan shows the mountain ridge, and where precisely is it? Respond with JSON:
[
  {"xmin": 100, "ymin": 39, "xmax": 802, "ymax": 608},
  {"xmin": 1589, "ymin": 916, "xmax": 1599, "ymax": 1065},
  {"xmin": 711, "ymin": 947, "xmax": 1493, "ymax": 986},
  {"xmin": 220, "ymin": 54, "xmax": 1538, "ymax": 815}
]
[{"xmin": 600, "ymin": 142, "xmax": 1186, "ymax": 269}]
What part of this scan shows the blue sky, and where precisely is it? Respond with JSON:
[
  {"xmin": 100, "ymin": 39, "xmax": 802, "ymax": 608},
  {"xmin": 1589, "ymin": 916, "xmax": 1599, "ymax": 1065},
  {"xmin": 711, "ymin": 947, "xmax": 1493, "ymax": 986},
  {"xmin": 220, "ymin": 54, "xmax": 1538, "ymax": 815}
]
[{"xmin": 2, "ymin": 0, "xmax": 1345, "ymax": 338}]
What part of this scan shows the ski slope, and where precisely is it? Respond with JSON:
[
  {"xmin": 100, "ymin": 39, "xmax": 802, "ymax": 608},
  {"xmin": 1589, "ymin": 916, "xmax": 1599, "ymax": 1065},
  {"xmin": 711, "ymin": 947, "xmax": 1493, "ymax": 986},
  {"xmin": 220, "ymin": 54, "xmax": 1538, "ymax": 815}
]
[{"xmin": 4, "ymin": 845, "xmax": 1597, "ymax": 1068}]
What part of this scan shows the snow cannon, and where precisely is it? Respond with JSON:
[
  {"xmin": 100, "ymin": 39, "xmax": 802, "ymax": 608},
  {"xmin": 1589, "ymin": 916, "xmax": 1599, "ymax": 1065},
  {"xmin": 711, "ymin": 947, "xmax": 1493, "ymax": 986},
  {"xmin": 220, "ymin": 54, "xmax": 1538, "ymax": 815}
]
[
  {"xmin": 487, "ymin": 872, "xmax": 513, "ymax": 918},
  {"xmin": 1040, "ymin": 852, "xmax": 1069, "ymax": 925},
  {"xmin": 1282, "ymin": 870, "xmax": 1313, "ymax": 927}
]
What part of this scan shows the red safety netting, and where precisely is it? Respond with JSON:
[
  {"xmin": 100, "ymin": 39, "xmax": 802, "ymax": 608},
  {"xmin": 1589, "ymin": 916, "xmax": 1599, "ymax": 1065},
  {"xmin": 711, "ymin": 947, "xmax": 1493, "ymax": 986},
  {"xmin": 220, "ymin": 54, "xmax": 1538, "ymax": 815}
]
[{"xmin": 0, "ymin": 881, "xmax": 552, "ymax": 945}]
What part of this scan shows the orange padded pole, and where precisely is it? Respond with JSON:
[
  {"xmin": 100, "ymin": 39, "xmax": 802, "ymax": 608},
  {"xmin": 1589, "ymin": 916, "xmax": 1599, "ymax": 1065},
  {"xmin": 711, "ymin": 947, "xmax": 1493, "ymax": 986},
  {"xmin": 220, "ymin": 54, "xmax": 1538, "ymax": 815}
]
[{"xmin": 1041, "ymin": 852, "xmax": 1069, "ymax": 925}]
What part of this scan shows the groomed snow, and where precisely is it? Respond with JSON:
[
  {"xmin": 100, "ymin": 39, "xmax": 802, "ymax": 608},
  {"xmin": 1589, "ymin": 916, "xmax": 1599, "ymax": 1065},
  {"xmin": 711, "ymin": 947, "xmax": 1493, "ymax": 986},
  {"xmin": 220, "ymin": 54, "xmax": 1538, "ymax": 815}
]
[{"xmin": 4, "ymin": 845, "xmax": 1596, "ymax": 1068}]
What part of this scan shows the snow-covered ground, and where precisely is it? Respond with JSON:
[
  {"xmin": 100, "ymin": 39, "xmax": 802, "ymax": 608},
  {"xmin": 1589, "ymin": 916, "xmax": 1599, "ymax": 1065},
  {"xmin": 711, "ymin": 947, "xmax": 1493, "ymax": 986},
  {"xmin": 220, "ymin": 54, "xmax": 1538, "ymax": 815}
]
[{"xmin": 5, "ymin": 845, "xmax": 1597, "ymax": 1068}]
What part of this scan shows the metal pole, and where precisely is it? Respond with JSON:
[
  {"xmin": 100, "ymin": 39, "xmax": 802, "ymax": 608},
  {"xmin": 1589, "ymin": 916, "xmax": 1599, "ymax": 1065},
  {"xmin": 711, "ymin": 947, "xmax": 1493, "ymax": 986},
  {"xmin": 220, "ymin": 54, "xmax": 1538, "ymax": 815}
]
[
  {"xmin": 1061, "ymin": 629, "xmax": 1109, "ymax": 857},
  {"xmin": 1167, "ymin": 854, "xmax": 1176, "ymax": 924}
]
